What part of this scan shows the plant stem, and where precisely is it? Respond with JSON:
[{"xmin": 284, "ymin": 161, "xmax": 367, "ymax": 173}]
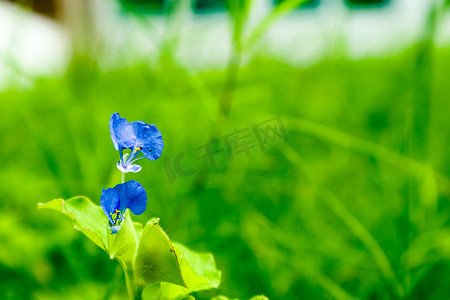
[
  {"xmin": 123, "ymin": 266, "xmax": 142, "ymax": 300},
  {"xmin": 121, "ymin": 172, "xmax": 125, "ymax": 184}
]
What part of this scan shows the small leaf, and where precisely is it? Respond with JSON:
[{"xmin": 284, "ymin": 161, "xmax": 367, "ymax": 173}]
[
  {"xmin": 174, "ymin": 243, "xmax": 221, "ymax": 291},
  {"xmin": 38, "ymin": 197, "xmax": 108, "ymax": 251},
  {"xmin": 142, "ymin": 242, "xmax": 221, "ymax": 300},
  {"xmin": 135, "ymin": 221, "xmax": 185, "ymax": 289}
]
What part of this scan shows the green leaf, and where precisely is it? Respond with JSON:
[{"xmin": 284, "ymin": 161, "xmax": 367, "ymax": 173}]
[
  {"xmin": 109, "ymin": 210, "xmax": 138, "ymax": 270},
  {"xmin": 39, "ymin": 198, "xmax": 221, "ymax": 300},
  {"xmin": 142, "ymin": 242, "xmax": 221, "ymax": 300},
  {"xmin": 134, "ymin": 221, "xmax": 144, "ymax": 241},
  {"xmin": 174, "ymin": 243, "xmax": 221, "ymax": 291},
  {"xmin": 38, "ymin": 196, "xmax": 142, "ymax": 273},
  {"xmin": 37, "ymin": 196, "xmax": 108, "ymax": 251},
  {"xmin": 135, "ymin": 220, "xmax": 185, "ymax": 289},
  {"xmin": 142, "ymin": 283, "xmax": 188, "ymax": 300}
]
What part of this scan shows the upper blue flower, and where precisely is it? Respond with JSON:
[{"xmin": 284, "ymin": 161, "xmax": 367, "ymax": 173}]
[
  {"xmin": 110, "ymin": 112, "xmax": 164, "ymax": 173},
  {"xmin": 100, "ymin": 180, "xmax": 147, "ymax": 234}
]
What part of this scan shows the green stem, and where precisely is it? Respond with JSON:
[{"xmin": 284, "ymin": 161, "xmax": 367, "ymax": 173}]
[
  {"xmin": 123, "ymin": 266, "xmax": 142, "ymax": 300},
  {"xmin": 121, "ymin": 172, "xmax": 125, "ymax": 184}
]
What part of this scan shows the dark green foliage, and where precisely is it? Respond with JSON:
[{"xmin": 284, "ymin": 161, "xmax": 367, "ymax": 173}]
[
  {"xmin": 194, "ymin": 0, "xmax": 227, "ymax": 13},
  {"xmin": 344, "ymin": 0, "xmax": 390, "ymax": 9}
]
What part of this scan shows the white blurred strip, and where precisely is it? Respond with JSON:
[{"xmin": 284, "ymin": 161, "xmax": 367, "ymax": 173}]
[
  {"xmin": 1, "ymin": 0, "xmax": 450, "ymax": 91},
  {"xmin": 0, "ymin": 1, "xmax": 68, "ymax": 90}
]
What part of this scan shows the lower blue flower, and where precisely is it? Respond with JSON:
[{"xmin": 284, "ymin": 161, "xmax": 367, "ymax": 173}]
[{"xmin": 100, "ymin": 180, "xmax": 147, "ymax": 234}]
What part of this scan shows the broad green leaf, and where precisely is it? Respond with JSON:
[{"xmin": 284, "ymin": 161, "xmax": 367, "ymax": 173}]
[
  {"xmin": 174, "ymin": 243, "xmax": 221, "ymax": 291},
  {"xmin": 135, "ymin": 220, "xmax": 185, "ymax": 289},
  {"xmin": 109, "ymin": 210, "xmax": 138, "ymax": 269},
  {"xmin": 37, "ymin": 197, "xmax": 108, "ymax": 251},
  {"xmin": 38, "ymin": 197, "xmax": 141, "ymax": 271},
  {"xmin": 142, "ymin": 242, "xmax": 221, "ymax": 300}
]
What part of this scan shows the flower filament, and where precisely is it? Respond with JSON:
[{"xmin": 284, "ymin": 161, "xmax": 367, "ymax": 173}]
[
  {"xmin": 110, "ymin": 209, "xmax": 124, "ymax": 225},
  {"xmin": 118, "ymin": 146, "xmax": 147, "ymax": 173}
]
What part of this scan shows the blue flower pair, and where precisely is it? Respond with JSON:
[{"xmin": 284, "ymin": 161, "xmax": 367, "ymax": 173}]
[{"xmin": 101, "ymin": 113, "xmax": 163, "ymax": 234}]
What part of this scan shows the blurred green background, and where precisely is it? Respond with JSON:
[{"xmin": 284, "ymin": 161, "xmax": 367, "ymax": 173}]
[{"xmin": 0, "ymin": 0, "xmax": 449, "ymax": 299}]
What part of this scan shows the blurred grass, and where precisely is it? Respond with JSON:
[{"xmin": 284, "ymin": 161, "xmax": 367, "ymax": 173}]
[{"xmin": 0, "ymin": 41, "xmax": 450, "ymax": 300}]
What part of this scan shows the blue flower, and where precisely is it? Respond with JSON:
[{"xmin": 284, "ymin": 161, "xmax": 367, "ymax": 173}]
[
  {"xmin": 109, "ymin": 112, "xmax": 164, "ymax": 173},
  {"xmin": 100, "ymin": 180, "xmax": 147, "ymax": 234}
]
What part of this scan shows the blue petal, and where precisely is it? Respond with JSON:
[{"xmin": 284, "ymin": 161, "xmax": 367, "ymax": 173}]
[
  {"xmin": 109, "ymin": 113, "xmax": 136, "ymax": 150},
  {"xmin": 130, "ymin": 121, "xmax": 164, "ymax": 160},
  {"xmin": 113, "ymin": 180, "xmax": 147, "ymax": 215},
  {"xmin": 100, "ymin": 188, "xmax": 120, "ymax": 223}
]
